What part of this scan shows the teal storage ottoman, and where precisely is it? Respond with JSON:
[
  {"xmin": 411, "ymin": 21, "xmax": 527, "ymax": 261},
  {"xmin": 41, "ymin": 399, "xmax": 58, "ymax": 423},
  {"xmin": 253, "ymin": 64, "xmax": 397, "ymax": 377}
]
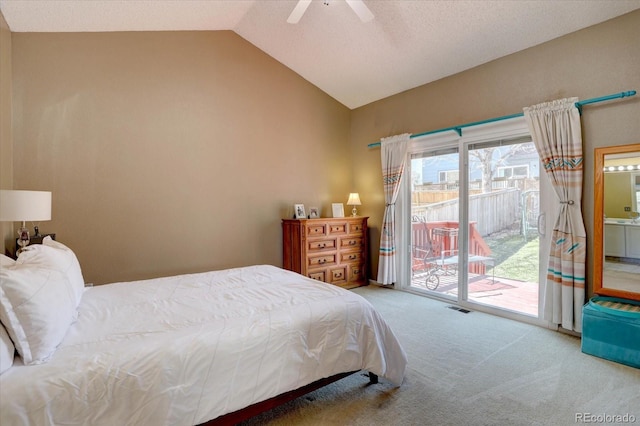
[{"xmin": 581, "ymin": 296, "xmax": 640, "ymax": 368}]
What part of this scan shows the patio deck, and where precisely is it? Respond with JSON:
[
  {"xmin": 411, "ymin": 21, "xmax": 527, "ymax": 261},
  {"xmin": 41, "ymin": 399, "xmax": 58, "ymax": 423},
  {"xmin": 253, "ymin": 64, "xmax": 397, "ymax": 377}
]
[{"xmin": 410, "ymin": 271, "xmax": 539, "ymax": 317}]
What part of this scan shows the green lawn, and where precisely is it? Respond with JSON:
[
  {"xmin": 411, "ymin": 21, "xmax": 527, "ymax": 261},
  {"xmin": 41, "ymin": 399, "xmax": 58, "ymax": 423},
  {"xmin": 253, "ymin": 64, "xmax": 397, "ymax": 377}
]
[{"xmin": 486, "ymin": 234, "xmax": 539, "ymax": 283}]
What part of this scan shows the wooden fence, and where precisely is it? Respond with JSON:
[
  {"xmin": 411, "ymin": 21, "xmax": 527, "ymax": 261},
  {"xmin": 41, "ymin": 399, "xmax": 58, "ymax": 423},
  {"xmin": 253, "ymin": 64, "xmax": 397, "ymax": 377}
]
[
  {"xmin": 414, "ymin": 177, "xmax": 539, "ymax": 194},
  {"xmin": 411, "ymin": 188, "xmax": 520, "ymax": 237}
]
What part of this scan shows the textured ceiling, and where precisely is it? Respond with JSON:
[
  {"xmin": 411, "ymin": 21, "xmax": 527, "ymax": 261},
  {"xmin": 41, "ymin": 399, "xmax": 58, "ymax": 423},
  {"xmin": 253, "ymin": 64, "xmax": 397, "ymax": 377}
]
[{"xmin": 1, "ymin": 0, "xmax": 639, "ymax": 109}]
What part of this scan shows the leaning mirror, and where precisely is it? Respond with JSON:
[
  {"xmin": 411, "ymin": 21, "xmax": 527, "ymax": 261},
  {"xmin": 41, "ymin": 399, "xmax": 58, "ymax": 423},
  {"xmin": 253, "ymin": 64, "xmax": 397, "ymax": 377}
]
[{"xmin": 593, "ymin": 143, "xmax": 640, "ymax": 301}]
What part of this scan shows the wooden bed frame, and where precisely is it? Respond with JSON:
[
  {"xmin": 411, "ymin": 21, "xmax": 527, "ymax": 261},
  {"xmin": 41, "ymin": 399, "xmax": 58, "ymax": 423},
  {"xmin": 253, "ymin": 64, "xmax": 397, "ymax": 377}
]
[{"xmin": 201, "ymin": 371, "xmax": 378, "ymax": 425}]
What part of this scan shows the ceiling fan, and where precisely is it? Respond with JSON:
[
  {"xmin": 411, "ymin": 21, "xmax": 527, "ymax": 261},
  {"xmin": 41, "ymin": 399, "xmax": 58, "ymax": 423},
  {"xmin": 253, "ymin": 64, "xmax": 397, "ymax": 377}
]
[{"xmin": 287, "ymin": 0, "xmax": 374, "ymax": 24}]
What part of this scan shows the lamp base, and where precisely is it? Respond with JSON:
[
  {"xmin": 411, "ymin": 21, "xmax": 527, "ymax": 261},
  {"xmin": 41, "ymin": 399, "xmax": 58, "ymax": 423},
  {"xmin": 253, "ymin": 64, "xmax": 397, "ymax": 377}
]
[
  {"xmin": 351, "ymin": 207, "xmax": 358, "ymax": 217},
  {"xmin": 16, "ymin": 225, "xmax": 30, "ymax": 256}
]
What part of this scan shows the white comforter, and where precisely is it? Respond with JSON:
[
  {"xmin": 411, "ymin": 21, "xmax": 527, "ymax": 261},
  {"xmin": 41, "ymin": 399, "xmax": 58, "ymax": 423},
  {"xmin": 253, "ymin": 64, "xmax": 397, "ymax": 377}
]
[{"xmin": 0, "ymin": 265, "xmax": 407, "ymax": 425}]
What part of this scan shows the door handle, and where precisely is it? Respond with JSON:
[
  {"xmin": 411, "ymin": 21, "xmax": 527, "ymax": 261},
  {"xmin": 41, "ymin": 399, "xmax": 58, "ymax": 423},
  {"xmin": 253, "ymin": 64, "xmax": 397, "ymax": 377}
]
[{"xmin": 537, "ymin": 213, "xmax": 546, "ymax": 237}]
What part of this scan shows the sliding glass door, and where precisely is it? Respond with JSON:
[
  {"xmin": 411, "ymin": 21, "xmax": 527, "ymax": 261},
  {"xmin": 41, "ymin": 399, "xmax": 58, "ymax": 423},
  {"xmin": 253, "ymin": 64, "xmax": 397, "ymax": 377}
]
[
  {"xmin": 405, "ymin": 119, "xmax": 553, "ymax": 324},
  {"xmin": 409, "ymin": 148, "xmax": 460, "ymax": 302},
  {"xmin": 464, "ymin": 138, "xmax": 541, "ymax": 316}
]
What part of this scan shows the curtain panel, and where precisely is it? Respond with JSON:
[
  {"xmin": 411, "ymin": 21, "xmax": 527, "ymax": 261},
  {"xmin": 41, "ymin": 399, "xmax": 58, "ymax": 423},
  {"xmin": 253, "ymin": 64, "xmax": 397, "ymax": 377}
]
[
  {"xmin": 524, "ymin": 98, "xmax": 586, "ymax": 332},
  {"xmin": 377, "ymin": 133, "xmax": 411, "ymax": 285}
]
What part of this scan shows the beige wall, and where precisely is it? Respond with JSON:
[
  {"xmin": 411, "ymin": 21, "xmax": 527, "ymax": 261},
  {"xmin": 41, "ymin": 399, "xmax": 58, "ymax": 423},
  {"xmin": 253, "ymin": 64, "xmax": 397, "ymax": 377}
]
[
  {"xmin": 10, "ymin": 31, "xmax": 351, "ymax": 284},
  {"xmin": 0, "ymin": 12, "xmax": 13, "ymax": 252},
  {"xmin": 5, "ymin": 10, "xmax": 640, "ymax": 293},
  {"xmin": 350, "ymin": 10, "xmax": 640, "ymax": 295},
  {"xmin": 603, "ymin": 156, "xmax": 640, "ymax": 218},
  {"xmin": 604, "ymin": 173, "xmax": 633, "ymax": 218}
]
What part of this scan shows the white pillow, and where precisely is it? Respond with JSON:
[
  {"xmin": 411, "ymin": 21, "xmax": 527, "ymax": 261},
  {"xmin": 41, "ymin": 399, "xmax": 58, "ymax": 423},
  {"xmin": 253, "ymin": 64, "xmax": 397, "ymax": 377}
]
[
  {"xmin": 0, "ymin": 256, "xmax": 78, "ymax": 365},
  {"xmin": 41, "ymin": 237, "xmax": 85, "ymax": 305},
  {"xmin": 0, "ymin": 322, "xmax": 14, "ymax": 374},
  {"xmin": 0, "ymin": 254, "xmax": 15, "ymax": 267}
]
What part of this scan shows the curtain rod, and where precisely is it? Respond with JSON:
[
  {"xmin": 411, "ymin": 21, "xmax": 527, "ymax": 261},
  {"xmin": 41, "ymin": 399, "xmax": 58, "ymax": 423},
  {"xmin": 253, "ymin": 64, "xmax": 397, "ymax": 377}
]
[{"xmin": 367, "ymin": 90, "xmax": 637, "ymax": 148}]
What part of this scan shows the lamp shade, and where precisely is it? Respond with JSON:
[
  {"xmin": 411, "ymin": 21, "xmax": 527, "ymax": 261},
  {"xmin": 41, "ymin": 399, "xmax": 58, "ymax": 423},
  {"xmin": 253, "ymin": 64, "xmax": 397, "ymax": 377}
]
[
  {"xmin": 0, "ymin": 190, "xmax": 52, "ymax": 222},
  {"xmin": 347, "ymin": 193, "xmax": 361, "ymax": 206}
]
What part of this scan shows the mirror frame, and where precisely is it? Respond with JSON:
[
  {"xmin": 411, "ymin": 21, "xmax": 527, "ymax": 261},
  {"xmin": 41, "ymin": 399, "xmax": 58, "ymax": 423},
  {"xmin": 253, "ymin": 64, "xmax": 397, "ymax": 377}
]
[{"xmin": 593, "ymin": 143, "xmax": 640, "ymax": 301}]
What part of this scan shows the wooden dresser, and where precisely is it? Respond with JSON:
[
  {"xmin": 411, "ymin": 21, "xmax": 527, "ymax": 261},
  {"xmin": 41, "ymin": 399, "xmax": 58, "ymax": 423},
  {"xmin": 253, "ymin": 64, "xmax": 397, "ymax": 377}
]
[{"xmin": 282, "ymin": 217, "xmax": 368, "ymax": 289}]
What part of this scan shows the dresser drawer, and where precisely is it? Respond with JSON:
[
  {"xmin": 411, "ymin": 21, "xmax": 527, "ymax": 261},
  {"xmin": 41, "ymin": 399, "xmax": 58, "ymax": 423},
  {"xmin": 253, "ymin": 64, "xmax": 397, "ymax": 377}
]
[
  {"xmin": 329, "ymin": 266, "xmax": 347, "ymax": 284},
  {"xmin": 308, "ymin": 271, "xmax": 326, "ymax": 282},
  {"xmin": 307, "ymin": 238, "xmax": 337, "ymax": 252},
  {"xmin": 348, "ymin": 264, "xmax": 365, "ymax": 282},
  {"xmin": 308, "ymin": 254, "xmax": 336, "ymax": 268},
  {"xmin": 328, "ymin": 222, "xmax": 347, "ymax": 235},
  {"xmin": 348, "ymin": 222, "xmax": 365, "ymax": 234},
  {"xmin": 341, "ymin": 251, "xmax": 362, "ymax": 263},
  {"xmin": 306, "ymin": 223, "xmax": 327, "ymax": 237},
  {"xmin": 340, "ymin": 237, "xmax": 363, "ymax": 249}
]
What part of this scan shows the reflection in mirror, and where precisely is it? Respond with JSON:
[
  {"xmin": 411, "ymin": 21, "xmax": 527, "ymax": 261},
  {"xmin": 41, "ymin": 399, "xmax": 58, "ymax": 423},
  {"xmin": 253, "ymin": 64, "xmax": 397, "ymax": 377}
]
[{"xmin": 594, "ymin": 143, "xmax": 640, "ymax": 301}]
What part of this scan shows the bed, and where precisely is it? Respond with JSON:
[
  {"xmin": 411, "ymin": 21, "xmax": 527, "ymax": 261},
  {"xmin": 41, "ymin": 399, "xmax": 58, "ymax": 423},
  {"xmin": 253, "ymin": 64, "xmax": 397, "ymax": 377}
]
[{"xmin": 0, "ymin": 238, "xmax": 407, "ymax": 425}]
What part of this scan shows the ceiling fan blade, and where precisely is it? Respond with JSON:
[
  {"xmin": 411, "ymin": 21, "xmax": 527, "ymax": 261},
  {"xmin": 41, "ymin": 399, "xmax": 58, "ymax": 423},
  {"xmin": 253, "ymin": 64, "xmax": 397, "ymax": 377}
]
[
  {"xmin": 345, "ymin": 0, "xmax": 374, "ymax": 22},
  {"xmin": 287, "ymin": 0, "xmax": 312, "ymax": 24}
]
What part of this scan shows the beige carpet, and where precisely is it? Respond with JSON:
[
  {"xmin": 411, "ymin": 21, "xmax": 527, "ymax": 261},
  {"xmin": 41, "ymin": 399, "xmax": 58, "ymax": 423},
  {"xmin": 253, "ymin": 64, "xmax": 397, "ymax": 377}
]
[{"xmin": 241, "ymin": 285, "xmax": 640, "ymax": 426}]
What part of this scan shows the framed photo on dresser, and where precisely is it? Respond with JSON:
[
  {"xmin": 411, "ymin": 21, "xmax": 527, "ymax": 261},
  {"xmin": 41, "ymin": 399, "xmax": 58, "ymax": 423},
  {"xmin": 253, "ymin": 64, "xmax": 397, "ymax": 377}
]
[
  {"xmin": 331, "ymin": 203, "xmax": 345, "ymax": 218},
  {"xmin": 294, "ymin": 204, "xmax": 306, "ymax": 219},
  {"xmin": 309, "ymin": 207, "xmax": 319, "ymax": 219}
]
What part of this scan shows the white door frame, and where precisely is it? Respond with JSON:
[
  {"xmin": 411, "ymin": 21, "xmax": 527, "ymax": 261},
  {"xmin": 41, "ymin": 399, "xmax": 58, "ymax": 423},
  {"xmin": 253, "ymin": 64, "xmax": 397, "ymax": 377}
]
[{"xmin": 396, "ymin": 117, "xmax": 556, "ymax": 329}]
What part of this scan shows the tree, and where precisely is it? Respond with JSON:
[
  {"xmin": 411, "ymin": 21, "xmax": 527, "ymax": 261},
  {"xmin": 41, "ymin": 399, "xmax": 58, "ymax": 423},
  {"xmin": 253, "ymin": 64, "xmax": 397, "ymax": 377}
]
[{"xmin": 469, "ymin": 142, "xmax": 537, "ymax": 193}]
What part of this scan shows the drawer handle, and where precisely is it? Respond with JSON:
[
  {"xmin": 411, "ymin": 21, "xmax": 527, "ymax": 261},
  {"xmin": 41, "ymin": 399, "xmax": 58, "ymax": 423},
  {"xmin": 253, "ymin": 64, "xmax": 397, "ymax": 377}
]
[
  {"xmin": 349, "ymin": 255, "xmax": 356, "ymax": 260},
  {"xmin": 318, "ymin": 243, "xmax": 326, "ymax": 248},
  {"xmin": 349, "ymin": 240, "xmax": 356, "ymax": 245},
  {"xmin": 335, "ymin": 273, "xmax": 342, "ymax": 278},
  {"xmin": 319, "ymin": 259, "xmax": 326, "ymax": 264}
]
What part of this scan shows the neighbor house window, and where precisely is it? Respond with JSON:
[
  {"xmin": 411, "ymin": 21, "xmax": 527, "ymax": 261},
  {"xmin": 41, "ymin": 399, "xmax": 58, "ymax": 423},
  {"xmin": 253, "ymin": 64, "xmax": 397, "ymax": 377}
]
[
  {"xmin": 439, "ymin": 170, "xmax": 459, "ymax": 183},
  {"xmin": 496, "ymin": 165, "xmax": 529, "ymax": 178}
]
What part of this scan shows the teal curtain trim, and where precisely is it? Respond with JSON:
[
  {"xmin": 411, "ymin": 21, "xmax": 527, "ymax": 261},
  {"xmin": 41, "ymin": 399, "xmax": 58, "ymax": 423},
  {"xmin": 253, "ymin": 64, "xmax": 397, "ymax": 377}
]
[
  {"xmin": 567, "ymin": 243, "xmax": 580, "ymax": 253},
  {"xmin": 547, "ymin": 268, "xmax": 586, "ymax": 281}
]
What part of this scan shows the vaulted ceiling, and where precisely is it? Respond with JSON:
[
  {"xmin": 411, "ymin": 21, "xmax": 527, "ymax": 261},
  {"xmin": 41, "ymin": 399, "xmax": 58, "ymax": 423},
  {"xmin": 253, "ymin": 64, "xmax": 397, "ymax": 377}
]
[{"xmin": 1, "ymin": 0, "xmax": 639, "ymax": 109}]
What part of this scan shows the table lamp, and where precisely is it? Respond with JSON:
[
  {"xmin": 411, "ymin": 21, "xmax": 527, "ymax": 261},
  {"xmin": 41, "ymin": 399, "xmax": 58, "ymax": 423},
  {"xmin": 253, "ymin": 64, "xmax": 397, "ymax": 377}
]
[
  {"xmin": 0, "ymin": 190, "xmax": 52, "ymax": 254},
  {"xmin": 347, "ymin": 193, "xmax": 361, "ymax": 217}
]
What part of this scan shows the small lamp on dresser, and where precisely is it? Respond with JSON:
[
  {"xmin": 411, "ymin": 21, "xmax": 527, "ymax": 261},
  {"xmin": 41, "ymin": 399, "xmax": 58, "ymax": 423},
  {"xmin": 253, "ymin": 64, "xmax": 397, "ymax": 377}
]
[
  {"xmin": 0, "ymin": 190, "xmax": 52, "ymax": 255},
  {"xmin": 347, "ymin": 193, "xmax": 361, "ymax": 217}
]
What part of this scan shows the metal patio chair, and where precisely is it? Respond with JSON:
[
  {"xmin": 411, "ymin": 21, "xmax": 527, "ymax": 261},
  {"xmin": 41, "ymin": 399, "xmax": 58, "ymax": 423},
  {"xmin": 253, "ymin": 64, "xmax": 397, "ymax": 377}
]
[{"xmin": 411, "ymin": 216, "xmax": 452, "ymax": 290}]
